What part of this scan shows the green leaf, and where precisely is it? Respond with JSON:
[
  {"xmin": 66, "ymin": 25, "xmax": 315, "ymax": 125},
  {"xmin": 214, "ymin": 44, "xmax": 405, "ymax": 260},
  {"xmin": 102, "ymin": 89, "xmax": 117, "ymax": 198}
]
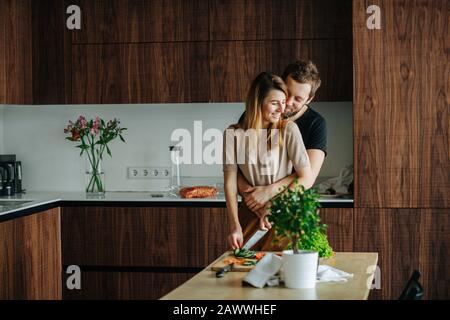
[{"xmin": 106, "ymin": 145, "xmax": 112, "ymax": 157}]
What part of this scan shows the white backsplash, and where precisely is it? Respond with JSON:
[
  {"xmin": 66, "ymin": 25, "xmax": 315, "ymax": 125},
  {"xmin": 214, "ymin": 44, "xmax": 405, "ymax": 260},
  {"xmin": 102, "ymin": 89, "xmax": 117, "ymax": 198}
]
[{"xmin": 0, "ymin": 102, "xmax": 353, "ymax": 192}]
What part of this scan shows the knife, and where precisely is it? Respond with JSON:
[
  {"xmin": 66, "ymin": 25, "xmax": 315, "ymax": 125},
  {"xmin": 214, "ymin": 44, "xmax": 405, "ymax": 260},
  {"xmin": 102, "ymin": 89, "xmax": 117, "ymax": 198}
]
[
  {"xmin": 242, "ymin": 229, "xmax": 269, "ymax": 250},
  {"xmin": 216, "ymin": 263, "xmax": 234, "ymax": 278}
]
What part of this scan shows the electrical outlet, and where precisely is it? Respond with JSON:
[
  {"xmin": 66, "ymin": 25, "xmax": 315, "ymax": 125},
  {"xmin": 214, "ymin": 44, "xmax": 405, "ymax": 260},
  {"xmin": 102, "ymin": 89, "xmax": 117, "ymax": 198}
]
[{"xmin": 127, "ymin": 167, "xmax": 171, "ymax": 179}]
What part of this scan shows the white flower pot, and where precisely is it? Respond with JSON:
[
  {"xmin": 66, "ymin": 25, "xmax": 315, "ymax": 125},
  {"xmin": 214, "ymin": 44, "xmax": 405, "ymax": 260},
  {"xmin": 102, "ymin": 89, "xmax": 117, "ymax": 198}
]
[{"xmin": 282, "ymin": 250, "xmax": 318, "ymax": 289}]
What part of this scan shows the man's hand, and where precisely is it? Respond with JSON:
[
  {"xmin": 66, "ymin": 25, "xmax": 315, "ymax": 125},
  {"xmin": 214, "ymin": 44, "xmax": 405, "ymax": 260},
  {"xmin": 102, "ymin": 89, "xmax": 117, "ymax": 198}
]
[
  {"xmin": 244, "ymin": 185, "xmax": 274, "ymax": 212},
  {"xmin": 256, "ymin": 204, "xmax": 272, "ymax": 230},
  {"xmin": 259, "ymin": 215, "xmax": 272, "ymax": 230}
]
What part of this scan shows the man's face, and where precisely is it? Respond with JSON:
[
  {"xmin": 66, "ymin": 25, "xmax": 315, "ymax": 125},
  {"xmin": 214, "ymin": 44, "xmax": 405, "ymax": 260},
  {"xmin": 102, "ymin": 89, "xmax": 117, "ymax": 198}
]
[{"xmin": 284, "ymin": 76, "xmax": 313, "ymax": 117}]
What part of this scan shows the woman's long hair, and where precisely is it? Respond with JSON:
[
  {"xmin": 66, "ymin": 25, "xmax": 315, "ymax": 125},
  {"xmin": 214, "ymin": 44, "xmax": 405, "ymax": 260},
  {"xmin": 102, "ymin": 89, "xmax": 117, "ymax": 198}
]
[{"xmin": 239, "ymin": 72, "xmax": 287, "ymax": 149}]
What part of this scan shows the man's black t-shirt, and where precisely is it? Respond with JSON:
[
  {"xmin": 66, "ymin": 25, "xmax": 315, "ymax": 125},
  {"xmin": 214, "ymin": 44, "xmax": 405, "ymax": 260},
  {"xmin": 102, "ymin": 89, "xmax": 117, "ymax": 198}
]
[
  {"xmin": 237, "ymin": 106, "xmax": 327, "ymax": 156},
  {"xmin": 294, "ymin": 106, "xmax": 327, "ymax": 156}
]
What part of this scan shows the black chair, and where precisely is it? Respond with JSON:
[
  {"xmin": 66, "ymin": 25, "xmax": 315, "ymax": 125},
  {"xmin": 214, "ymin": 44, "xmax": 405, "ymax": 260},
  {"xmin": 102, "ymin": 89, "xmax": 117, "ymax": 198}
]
[{"xmin": 399, "ymin": 270, "xmax": 424, "ymax": 300}]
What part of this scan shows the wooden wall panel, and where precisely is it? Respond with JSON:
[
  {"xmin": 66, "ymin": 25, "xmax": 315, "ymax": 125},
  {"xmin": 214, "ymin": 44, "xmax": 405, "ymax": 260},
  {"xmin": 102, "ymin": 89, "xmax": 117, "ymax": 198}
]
[
  {"xmin": 71, "ymin": 0, "xmax": 209, "ymax": 43},
  {"xmin": 0, "ymin": 208, "xmax": 62, "ymax": 299},
  {"xmin": 353, "ymin": 0, "xmax": 449, "ymax": 207},
  {"xmin": 63, "ymin": 271, "xmax": 195, "ymax": 300},
  {"xmin": 210, "ymin": 39, "xmax": 352, "ymax": 102},
  {"xmin": 210, "ymin": 0, "xmax": 352, "ymax": 40},
  {"xmin": 319, "ymin": 208, "xmax": 354, "ymax": 252},
  {"xmin": 72, "ymin": 42, "xmax": 210, "ymax": 103},
  {"xmin": 355, "ymin": 208, "xmax": 450, "ymax": 300},
  {"xmin": 61, "ymin": 207, "xmax": 229, "ymax": 268}
]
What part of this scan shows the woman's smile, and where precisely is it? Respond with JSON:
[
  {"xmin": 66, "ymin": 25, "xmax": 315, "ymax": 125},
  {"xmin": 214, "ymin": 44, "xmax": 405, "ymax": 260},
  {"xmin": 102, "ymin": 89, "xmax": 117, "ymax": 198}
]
[
  {"xmin": 270, "ymin": 112, "xmax": 281, "ymax": 120},
  {"xmin": 262, "ymin": 90, "xmax": 286, "ymax": 127}
]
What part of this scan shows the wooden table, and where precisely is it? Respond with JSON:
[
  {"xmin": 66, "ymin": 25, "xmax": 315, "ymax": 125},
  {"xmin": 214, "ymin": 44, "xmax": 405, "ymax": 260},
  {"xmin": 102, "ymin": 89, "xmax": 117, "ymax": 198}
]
[{"xmin": 162, "ymin": 252, "xmax": 379, "ymax": 300}]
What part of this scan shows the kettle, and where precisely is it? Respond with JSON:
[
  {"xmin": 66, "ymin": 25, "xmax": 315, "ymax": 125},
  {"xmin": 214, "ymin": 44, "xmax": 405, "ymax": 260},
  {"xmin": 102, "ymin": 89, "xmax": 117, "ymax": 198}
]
[
  {"xmin": 0, "ymin": 166, "xmax": 4, "ymax": 194},
  {"xmin": 0, "ymin": 164, "xmax": 13, "ymax": 196}
]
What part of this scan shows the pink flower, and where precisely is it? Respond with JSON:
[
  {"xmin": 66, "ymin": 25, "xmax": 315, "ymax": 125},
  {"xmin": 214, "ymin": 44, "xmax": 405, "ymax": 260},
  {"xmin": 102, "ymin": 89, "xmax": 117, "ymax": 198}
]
[
  {"xmin": 90, "ymin": 127, "xmax": 99, "ymax": 136},
  {"xmin": 78, "ymin": 115, "xmax": 87, "ymax": 129},
  {"xmin": 71, "ymin": 129, "xmax": 80, "ymax": 141},
  {"xmin": 91, "ymin": 116, "xmax": 101, "ymax": 135}
]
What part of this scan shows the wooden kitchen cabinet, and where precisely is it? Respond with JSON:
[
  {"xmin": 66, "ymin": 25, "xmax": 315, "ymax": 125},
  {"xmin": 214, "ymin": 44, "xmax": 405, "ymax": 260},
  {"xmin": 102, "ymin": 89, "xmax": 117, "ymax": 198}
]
[
  {"xmin": 353, "ymin": 0, "xmax": 449, "ymax": 208},
  {"xmin": 63, "ymin": 271, "xmax": 196, "ymax": 300},
  {"xmin": 210, "ymin": 0, "xmax": 352, "ymax": 41},
  {"xmin": 71, "ymin": 42, "xmax": 210, "ymax": 104},
  {"xmin": 71, "ymin": 0, "xmax": 209, "ymax": 43},
  {"xmin": 61, "ymin": 206, "xmax": 229, "ymax": 267},
  {"xmin": 354, "ymin": 208, "xmax": 450, "ymax": 300},
  {"xmin": 210, "ymin": 39, "xmax": 352, "ymax": 102},
  {"xmin": 31, "ymin": 0, "xmax": 72, "ymax": 104},
  {"xmin": 1, "ymin": 0, "xmax": 353, "ymax": 104},
  {"xmin": 0, "ymin": 0, "xmax": 33, "ymax": 104},
  {"xmin": 0, "ymin": 208, "xmax": 62, "ymax": 299},
  {"xmin": 319, "ymin": 208, "xmax": 354, "ymax": 252},
  {"xmin": 61, "ymin": 206, "xmax": 228, "ymax": 299},
  {"xmin": 0, "ymin": 0, "xmax": 71, "ymax": 104},
  {"xmin": 0, "ymin": 2, "xmax": 5, "ymax": 103}
]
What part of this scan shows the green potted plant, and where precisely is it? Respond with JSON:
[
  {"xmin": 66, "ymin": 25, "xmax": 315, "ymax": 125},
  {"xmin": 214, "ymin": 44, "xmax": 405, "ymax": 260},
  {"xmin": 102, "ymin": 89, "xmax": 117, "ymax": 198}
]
[{"xmin": 268, "ymin": 180, "xmax": 333, "ymax": 288}]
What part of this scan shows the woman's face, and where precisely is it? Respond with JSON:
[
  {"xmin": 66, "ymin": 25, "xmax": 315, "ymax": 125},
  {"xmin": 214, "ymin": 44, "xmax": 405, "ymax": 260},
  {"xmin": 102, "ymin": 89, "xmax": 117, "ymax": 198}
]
[{"xmin": 261, "ymin": 89, "xmax": 286, "ymax": 126}]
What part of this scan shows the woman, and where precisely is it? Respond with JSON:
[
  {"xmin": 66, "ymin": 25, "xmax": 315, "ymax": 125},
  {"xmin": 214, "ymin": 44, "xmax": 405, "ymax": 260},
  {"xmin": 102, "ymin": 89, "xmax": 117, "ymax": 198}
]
[{"xmin": 223, "ymin": 72, "xmax": 315, "ymax": 250}]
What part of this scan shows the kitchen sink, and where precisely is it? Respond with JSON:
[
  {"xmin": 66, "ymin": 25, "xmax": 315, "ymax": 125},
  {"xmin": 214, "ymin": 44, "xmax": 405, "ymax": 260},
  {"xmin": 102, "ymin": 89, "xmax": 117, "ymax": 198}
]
[{"xmin": 0, "ymin": 200, "xmax": 33, "ymax": 206}]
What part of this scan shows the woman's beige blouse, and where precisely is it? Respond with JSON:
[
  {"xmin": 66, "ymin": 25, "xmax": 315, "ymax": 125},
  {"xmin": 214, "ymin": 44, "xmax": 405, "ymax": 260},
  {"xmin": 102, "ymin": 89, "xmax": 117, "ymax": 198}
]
[{"xmin": 223, "ymin": 121, "xmax": 310, "ymax": 186}]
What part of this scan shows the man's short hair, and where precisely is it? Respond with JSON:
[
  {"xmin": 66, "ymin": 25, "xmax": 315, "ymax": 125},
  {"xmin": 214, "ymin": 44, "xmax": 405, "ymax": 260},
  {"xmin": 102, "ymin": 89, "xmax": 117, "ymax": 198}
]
[{"xmin": 282, "ymin": 60, "xmax": 321, "ymax": 99}]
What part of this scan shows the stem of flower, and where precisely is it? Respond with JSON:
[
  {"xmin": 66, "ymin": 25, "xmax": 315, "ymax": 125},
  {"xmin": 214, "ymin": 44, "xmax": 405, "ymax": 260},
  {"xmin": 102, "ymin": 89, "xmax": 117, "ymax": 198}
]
[
  {"xmin": 82, "ymin": 136, "xmax": 96, "ymax": 193},
  {"xmin": 85, "ymin": 134, "xmax": 105, "ymax": 193}
]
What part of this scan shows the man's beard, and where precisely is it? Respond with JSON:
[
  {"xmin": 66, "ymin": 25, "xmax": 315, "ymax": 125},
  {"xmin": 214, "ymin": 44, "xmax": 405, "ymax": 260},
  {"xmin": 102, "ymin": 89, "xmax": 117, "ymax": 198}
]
[
  {"xmin": 283, "ymin": 110, "xmax": 298, "ymax": 119},
  {"xmin": 283, "ymin": 104, "xmax": 307, "ymax": 119}
]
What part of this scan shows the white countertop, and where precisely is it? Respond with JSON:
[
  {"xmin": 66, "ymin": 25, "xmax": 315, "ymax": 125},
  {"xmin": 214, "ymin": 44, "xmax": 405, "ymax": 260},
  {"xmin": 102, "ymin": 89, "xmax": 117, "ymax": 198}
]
[{"xmin": 0, "ymin": 191, "xmax": 353, "ymax": 219}]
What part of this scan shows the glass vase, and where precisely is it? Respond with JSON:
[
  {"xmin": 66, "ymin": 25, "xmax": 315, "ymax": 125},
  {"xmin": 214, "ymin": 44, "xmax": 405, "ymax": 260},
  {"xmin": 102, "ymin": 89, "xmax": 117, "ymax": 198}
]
[{"xmin": 85, "ymin": 153, "xmax": 105, "ymax": 196}]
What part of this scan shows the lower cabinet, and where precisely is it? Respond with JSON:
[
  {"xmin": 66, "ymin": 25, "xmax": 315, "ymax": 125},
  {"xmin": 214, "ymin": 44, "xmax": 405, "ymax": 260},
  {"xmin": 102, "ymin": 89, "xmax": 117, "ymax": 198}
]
[
  {"xmin": 60, "ymin": 205, "xmax": 354, "ymax": 299},
  {"xmin": 63, "ymin": 271, "xmax": 196, "ymax": 300},
  {"xmin": 319, "ymin": 208, "xmax": 354, "ymax": 252},
  {"xmin": 0, "ymin": 208, "xmax": 62, "ymax": 299},
  {"xmin": 354, "ymin": 208, "xmax": 450, "ymax": 300},
  {"xmin": 60, "ymin": 206, "xmax": 229, "ymax": 299}
]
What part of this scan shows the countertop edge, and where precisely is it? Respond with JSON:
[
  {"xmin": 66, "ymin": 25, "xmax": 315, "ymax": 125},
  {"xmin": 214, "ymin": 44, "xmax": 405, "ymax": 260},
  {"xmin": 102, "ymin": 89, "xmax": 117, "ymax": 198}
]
[{"xmin": 0, "ymin": 192, "xmax": 354, "ymax": 222}]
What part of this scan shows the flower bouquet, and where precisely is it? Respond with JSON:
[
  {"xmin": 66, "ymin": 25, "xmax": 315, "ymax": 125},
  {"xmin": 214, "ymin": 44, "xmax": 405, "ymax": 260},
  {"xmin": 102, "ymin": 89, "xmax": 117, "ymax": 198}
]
[{"xmin": 64, "ymin": 115, "xmax": 126, "ymax": 194}]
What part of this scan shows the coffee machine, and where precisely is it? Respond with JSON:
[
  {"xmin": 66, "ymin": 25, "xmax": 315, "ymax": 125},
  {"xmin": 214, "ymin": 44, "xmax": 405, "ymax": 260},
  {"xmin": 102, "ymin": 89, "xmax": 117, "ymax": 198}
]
[{"xmin": 0, "ymin": 154, "xmax": 24, "ymax": 196}]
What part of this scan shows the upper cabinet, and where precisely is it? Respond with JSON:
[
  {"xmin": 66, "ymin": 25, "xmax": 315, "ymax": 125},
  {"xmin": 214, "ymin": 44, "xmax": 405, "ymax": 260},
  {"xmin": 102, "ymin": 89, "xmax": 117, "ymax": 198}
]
[
  {"xmin": 210, "ymin": 39, "xmax": 352, "ymax": 102},
  {"xmin": 72, "ymin": 42, "xmax": 210, "ymax": 104},
  {"xmin": 209, "ymin": 0, "xmax": 352, "ymax": 102},
  {"xmin": 353, "ymin": 0, "xmax": 449, "ymax": 208},
  {"xmin": 32, "ymin": 0, "xmax": 71, "ymax": 104},
  {"xmin": 1, "ymin": 0, "xmax": 352, "ymax": 104},
  {"xmin": 0, "ymin": 0, "xmax": 33, "ymax": 104},
  {"xmin": 71, "ymin": 0, "xmax": 209, "ymax": 43},
  {"xmin": 0, "ymin": 3, "xmax": 5, "ymax": 103},
  {"xmin": 210, "ymin": 0, "xmax": 352, "ymax": 40}
]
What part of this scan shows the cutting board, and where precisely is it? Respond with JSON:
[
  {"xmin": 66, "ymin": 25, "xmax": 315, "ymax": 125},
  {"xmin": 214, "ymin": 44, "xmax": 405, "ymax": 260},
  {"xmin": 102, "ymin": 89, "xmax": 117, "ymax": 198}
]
[
  {"xmin": 211, "ymin": 251, "xmax": 282, "ymax": 272},
  {"xmin": 211, "ymin": 252, "xmax": 257, "ymax": 272}
]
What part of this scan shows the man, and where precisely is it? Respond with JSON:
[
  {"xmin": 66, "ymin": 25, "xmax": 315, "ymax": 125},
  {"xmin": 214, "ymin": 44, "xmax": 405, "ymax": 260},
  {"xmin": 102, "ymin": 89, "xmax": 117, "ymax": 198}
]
[{"xmin": 238, "ymin": 60, "xmax": 327, "ymax": 217}]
